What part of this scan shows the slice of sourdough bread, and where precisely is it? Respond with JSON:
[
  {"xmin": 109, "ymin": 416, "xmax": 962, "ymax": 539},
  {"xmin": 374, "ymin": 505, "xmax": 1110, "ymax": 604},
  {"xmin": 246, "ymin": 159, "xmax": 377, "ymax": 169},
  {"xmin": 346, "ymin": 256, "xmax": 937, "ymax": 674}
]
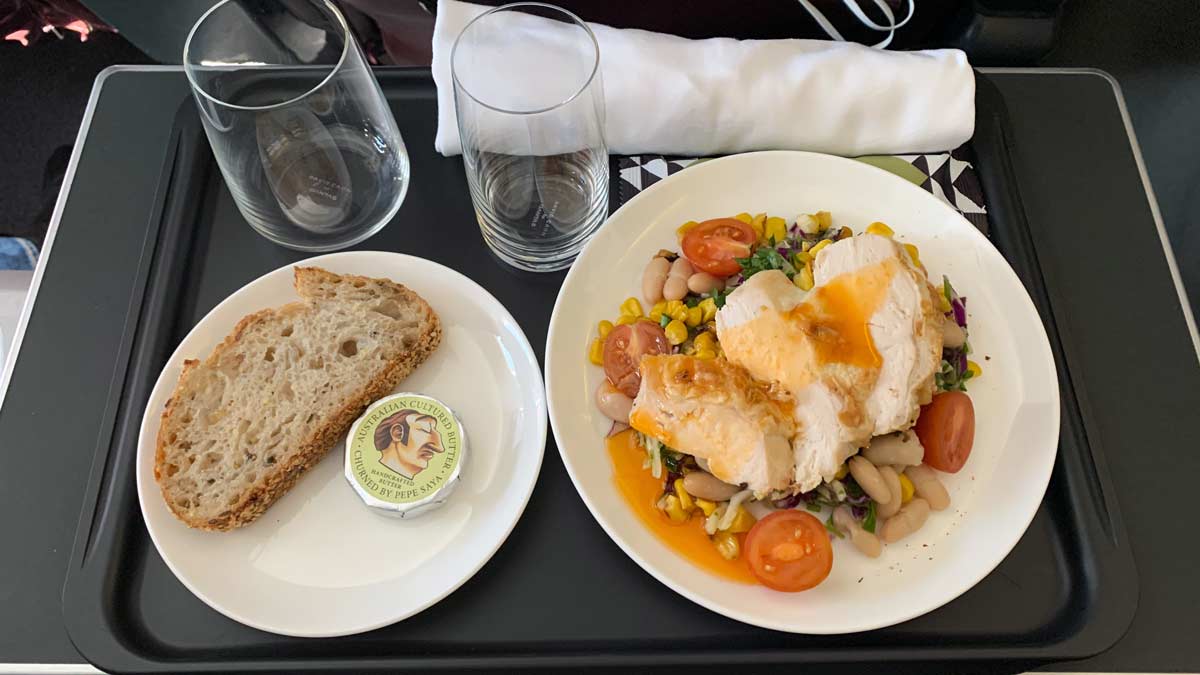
[{"xmin": 154, "ymin": 266, "xmax": 441, "ymax": 531}]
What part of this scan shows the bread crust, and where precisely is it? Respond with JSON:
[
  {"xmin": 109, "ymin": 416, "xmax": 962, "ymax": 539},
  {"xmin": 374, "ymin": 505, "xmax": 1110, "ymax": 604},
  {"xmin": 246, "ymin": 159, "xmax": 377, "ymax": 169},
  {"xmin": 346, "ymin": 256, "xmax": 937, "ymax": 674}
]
[{"xmin": 154, "ymin": 267, "xmax": 442, "ymax": 531}]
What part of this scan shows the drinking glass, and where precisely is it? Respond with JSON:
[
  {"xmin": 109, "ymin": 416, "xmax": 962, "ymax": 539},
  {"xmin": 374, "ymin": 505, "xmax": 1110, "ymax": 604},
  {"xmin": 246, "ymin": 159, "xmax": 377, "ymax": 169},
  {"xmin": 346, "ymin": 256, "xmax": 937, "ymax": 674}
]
[
  {"xmin": 184, "ymin": 0, "xmax": 408, "ymax": 251},
  {"xmin": 452, "ymin": 3, "xmax": 608, "ymax": 272}
]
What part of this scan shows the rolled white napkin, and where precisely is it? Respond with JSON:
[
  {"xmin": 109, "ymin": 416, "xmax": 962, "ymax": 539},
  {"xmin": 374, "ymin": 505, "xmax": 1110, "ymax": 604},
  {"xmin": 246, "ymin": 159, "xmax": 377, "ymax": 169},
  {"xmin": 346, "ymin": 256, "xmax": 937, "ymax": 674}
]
[{"xmin": 432, "ymin": 0, "xmax": 974, "ymax": 158}]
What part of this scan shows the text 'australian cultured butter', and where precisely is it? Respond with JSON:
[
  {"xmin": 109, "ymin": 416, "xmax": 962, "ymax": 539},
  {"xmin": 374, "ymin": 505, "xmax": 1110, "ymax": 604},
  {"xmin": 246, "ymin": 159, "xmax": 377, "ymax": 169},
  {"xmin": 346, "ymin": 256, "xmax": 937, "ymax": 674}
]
[{"xmin": 344, "ymin": 393, "xmax": 466, "ymax": 518}]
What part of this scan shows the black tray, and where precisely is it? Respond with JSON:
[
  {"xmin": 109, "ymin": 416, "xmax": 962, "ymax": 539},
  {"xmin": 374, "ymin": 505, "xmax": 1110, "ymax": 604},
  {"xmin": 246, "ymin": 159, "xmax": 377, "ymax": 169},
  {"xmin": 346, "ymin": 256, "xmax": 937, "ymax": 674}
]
[{"xmin": 61, "ymin": 69, "xmax": 1137, "ymax": 673}]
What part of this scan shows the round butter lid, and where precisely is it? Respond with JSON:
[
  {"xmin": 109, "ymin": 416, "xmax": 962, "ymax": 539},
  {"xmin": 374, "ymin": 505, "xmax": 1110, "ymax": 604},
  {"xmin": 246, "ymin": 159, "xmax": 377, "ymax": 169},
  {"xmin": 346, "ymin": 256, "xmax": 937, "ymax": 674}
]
[{"xmin": 344, "ymin": 393, "xmax": 466, "ymax": 518}]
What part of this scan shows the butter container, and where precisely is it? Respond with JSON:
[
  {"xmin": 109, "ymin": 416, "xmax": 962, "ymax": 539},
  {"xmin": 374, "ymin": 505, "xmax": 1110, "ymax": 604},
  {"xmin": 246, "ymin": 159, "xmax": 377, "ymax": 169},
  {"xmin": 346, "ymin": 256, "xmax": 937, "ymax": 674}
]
[{"xmin": 344, "ymin": 393, "xmax": 465, "ymax": 518}]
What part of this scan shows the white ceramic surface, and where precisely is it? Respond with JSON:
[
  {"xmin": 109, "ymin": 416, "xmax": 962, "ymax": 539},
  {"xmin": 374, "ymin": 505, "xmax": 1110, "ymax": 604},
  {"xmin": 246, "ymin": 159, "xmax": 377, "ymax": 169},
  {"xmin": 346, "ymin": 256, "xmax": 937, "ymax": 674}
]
[
  {"xmin": 137, "ymin": 251, "xmax": 546, "ymax": 637},
  {"xmin": 545, "ymin": 151, "xmax": 1059, "ymax": 634}
]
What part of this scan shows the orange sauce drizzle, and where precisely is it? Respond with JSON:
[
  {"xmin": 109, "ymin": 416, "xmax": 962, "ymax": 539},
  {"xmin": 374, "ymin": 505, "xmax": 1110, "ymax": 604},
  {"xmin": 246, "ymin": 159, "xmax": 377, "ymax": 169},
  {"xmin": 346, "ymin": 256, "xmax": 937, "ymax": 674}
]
[
  {"xmin": 606, "ymin": 430, "xmax": 756, "ymax": 584},
  {"xmin": 790, "ymin": 259, "xmax": 897, "ymax": 368}
]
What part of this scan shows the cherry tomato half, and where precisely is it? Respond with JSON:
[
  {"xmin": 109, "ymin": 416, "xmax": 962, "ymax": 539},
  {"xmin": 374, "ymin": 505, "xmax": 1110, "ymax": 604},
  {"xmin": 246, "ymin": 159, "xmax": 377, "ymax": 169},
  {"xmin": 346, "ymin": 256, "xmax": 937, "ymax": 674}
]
[
  {"xmin": 603, "ymin": 322, "xmax": 670, "ymax": 397},
  {"xmin": 681, "ymin": 218, "xmax": 757, "ymax": 277},
  {"xmin": 913, "ymin": 391, "xmax": 976, "ymax": 473},
  {"xmin": 744, "ymin": 510, "xmax": 833, "ymax": 592}
]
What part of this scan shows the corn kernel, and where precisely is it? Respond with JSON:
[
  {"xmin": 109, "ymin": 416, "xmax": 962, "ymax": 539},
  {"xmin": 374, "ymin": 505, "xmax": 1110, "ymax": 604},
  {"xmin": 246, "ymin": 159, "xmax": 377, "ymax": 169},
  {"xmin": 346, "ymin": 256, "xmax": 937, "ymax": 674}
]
[
  {"xmin": 834, "ymin": 462, "xmax": 849, "ymax": 480},
  {"xmin": 899, "ymin": 473, "xmax": 915, "ymax": 504},
  {"xmin": 967, "ymin": 360, "xmax": 983, "ymax": 378},
  {"xmin": 695, "ymin": 498, "xmax": 717, "ymax": 516},
  {"xmin": 713, "ymin": 530, "xmax": 740, "ymax": 560},
  {"xmin": 665, "ymin": 299, "xmax": 688, "ymax": 322},
  {"xmin": 800, "ymin": 240, "xmax": 813, "ymax": 253},
  {"xmin": 866, "ymin": 221, "xmax": 894, "ymax": 237},
  {"xmin": 903, "ymin": 243, "xmax": 921, "ymax": 266},
  {"xmin": 587, "ymin": 338, "xmax": 604, "ymax": 365},
  {"xmin": 698, "ymin": 297, "xmax": 718, "ymax": 322},
  {"xmin": 816, "ymin": 210, "xmax": 832, "ymax": 230},
  {"xmin": 765, "ymin": 216, "xmax": 787, "ymax": 243},
  {"xmin": 734, "ymin": 212, "xmax": 753, "ymax": 224},
  {"xmin": 723, "ymin": 505, "xmax": 757, "ymax": 533},
  {"xmin": 620, "ymin": 297, "xmax": 644, "ymax": 318},
  {"xmin": 674, "ymin": 478, "xmax": 695, "ymax": 512},
  {"xmin": 749, "ymin": 212, "xmax": 767, "ymax": 239},
  {"xmin": 597, "ymin": 320, "xmax": 613, "ymax": 339},
  {"xmin": 615, "ymin": 314, "xmax": 637, "ymax": 326},
  {"xmin": 676, "ymin": 220, "xmax": 700, "ymax": 238},
  {"xmin": 808, "ymin": 239, "xmax": 832, "ymax": 257},
  {"xmin": 685, "ymin": 305, "xmax": 703, "ymax": 327},
  {"xmin": 648, "ymin": 301, "xmax": 666, "ymax": 322},
  {"xmin": 838, "ymin": 225, "xmax": 853, "ymax": 239},
  {"xmin": 938, "ymin": 290, "xmax": 952, "ymax": 313},
  {"xmin": 662, "ymin": 495, "xmax": 690, "ymax": 523},
  {"xmin": 694, "ymin": 332, "xmax": 717, "ymax": 351},
  {"xmin": 664, "ymin": 319, "xmax": 688, "ymax": 345},
  {"xmin": 795, "ymin": 264, "xmax": 815, "ymax": 291},
  {"xmin": 694, "ymin": 348, "xmax": 717, "ymax": 360}
]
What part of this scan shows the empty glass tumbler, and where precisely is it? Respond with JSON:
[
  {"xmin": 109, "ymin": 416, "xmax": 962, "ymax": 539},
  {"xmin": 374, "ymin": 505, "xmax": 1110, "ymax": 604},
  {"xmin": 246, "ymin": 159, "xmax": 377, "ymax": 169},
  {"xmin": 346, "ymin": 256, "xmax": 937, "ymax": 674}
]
[
  {"xmin": 184, "ymin": 0, "xmax": 408, "ymax": 251},
  {"xmin": 452, "ymin": 3, "xmax": 608, "ymax": 272}
]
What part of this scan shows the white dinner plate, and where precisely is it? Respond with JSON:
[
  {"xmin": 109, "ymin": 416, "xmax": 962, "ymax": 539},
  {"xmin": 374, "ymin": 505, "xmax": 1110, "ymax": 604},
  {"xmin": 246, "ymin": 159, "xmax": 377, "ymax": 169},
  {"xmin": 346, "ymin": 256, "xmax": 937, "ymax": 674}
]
[
  {"xmin": 137, "ymin": 251, "xmax": 546, "ymax": 637},
  {"xmin": 545, "ymin": 151, "xmax": 1059, "ymax": 634}
]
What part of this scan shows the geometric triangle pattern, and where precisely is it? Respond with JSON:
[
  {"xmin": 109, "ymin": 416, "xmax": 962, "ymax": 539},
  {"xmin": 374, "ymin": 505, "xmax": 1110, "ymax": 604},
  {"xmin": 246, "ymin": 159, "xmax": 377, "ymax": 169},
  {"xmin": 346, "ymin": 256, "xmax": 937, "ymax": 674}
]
[
  {"xmin": 613, "ymin": 144, "xmax": 991, "ymax": 234},
  {"xmin": 614, "ymin": 156, "xmax": 707, "ymax": 207}
]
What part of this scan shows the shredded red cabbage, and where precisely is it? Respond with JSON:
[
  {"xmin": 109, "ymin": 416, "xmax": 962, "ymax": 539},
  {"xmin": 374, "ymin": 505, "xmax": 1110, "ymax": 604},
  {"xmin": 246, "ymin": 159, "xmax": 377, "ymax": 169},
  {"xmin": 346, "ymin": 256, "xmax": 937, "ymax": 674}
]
[{"xmin": 952, "ymin": 297, "xmax": 967, "ymax": 328}]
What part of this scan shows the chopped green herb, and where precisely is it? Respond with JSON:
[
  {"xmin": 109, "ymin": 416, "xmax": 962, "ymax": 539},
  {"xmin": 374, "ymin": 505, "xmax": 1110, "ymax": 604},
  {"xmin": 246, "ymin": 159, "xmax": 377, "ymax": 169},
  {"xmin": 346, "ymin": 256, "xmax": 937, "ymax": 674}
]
[
  {"xmin": 825, "ymin": 512, "xmax": 845, "ymax": 538},
  {"xmin": 735, "ymin": 247, "xmax": 797, "ymax": 280},
  {"xmin": 805, "ymin": 502, "xmax": 822, "ymax": 513},
  {"xmin": 843, "ymin": 476, "xmax": 865, "ymax": 499},
  {"xmin": 862, "ymin": 501, "xmax": 877, "ymax": 534},
  {"xmin": 659, "ymin": 314, "xmax": 670, "ymax": 328},
  {"xmin": 935, "ymin": 353, "xmax": 972, "ymax": 392},
  {"xmin": 709, "ymin": 286, "xmax": 729, "ymax": 308},
  {"xmin": 684, "ymin": 296, "xmax": 701, "ymax": 308},
  {"xmin": 662, "ymin": 450, "xmax": 684, "ymax": 475}
]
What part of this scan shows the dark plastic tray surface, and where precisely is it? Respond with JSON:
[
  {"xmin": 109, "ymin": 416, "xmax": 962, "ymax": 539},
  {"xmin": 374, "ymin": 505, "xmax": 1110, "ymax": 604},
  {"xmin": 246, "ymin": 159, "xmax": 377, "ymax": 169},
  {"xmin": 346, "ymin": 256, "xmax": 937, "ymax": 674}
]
[{"xmin": 60, "ymin": 70, "xmax": 1137, "ymax": 672}]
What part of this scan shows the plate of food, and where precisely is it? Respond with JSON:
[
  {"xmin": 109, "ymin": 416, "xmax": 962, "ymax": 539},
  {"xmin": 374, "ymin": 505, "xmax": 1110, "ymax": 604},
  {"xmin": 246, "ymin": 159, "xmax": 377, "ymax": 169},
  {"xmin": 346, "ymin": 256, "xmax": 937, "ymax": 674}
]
[
  {"xmin": 545, "ymin": 150, "xmax": 1059, "ymax": 634},
  {"xmin": 136, "ymin": 251, "xmax": 545, "ymax": 637}
]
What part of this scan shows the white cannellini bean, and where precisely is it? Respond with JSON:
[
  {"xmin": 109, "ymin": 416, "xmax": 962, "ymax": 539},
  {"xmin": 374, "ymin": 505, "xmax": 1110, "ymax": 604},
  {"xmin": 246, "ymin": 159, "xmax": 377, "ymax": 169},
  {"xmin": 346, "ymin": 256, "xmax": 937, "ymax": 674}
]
[
  {"xmin": 880, "ymin": 498, "xmax": 930, "ymax": 543},
  {"xmin": 594, "ymin": 380, "xmax": 633, "ymax": 423},
  {"xmin": 682, "ymin": 471, "xmax": 741, "ymax": 501},
  {"xmin": 943, "ymin": 316, "xmax": 966, "ymax": 349},
  {"xmin": 642, "ymin": 256, "xmax": 671, "ymax": 305},
  {"xmin": 862, "ymin": 432, "xmax": 925, "ymax": 467},
  {"xmin": 834, "ymin": 505, "xmax": 882, "ymax": 558},
  {"xmin": 849, "ymin": 456, "xmax": 891, "ymax": 505},
  {"xmin": 687, "ymin": 272, "xmax": 724, "ymax": 295},
  {"xmin": 876, "ymin": 465, "xmax": 903, "ymax": 518},
  {"xmin": 662, "ymin": 258, "xmax": 693, "ymax": 301},
  {"xmin": 904, "ymin": 464, "xmax": 951, "ymax": 511}
]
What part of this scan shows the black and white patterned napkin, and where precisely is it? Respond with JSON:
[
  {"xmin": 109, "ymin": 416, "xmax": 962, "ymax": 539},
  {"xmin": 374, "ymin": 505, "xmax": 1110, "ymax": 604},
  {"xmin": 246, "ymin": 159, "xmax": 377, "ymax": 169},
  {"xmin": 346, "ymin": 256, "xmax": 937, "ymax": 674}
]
[{"xmin": 611, "ymin": 146, "xmax": 990, "ymax": 234}]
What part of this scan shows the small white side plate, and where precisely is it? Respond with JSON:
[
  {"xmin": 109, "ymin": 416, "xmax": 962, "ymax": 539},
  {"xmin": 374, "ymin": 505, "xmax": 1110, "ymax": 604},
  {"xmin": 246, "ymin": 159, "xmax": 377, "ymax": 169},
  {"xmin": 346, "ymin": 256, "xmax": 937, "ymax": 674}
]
[
  {"xmin": 137, "ymin": 251, "xmax": 546, "ymax": 637},
  {"xmin": 546, "ymin": 151, "xmax": 1059, "ymax": 634}
]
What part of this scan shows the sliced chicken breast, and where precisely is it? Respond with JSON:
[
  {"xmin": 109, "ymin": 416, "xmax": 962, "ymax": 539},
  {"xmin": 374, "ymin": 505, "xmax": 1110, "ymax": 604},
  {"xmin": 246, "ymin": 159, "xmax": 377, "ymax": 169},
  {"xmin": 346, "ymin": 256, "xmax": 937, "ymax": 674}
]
[
  {"xmin": 716, "ymin": 234, "xmax": 942, "ymax": 492},
  {"xmin": 815, "ymin": 234, "xmax": 943, "ymax": 434},
  {"xmin": 629, "ymin": 354, "xmax": 795, "ymax": 493}
]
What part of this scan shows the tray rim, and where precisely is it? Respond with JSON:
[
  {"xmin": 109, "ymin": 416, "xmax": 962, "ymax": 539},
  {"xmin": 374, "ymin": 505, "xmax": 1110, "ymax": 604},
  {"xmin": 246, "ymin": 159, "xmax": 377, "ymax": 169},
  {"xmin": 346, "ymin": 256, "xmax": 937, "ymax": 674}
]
[{"xmin": 57, "ymin": 67, "xmax": 1139, "ymax": 673}]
